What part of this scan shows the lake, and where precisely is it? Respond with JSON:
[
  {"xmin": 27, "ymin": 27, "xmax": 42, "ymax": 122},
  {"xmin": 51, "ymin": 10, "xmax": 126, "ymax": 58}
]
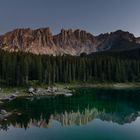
[{"xmin": 0, "ymin": 88, "xmax": 140, "ymax": 140}]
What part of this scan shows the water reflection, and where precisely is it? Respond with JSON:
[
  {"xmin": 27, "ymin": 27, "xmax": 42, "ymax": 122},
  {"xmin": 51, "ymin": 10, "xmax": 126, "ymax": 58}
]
[{"xmin": 0, "ymin": 88, "xmax": 140, "ymax": 130}]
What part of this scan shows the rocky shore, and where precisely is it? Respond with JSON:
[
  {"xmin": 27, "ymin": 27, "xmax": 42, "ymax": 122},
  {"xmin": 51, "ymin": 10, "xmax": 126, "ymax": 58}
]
[
  {"xmin": 0, "ymin": 86, "xmax": 73, "ymax": 102},
  {"xmin": 0, "ymin": 83, "xmax": 140, "ymax": 103}
]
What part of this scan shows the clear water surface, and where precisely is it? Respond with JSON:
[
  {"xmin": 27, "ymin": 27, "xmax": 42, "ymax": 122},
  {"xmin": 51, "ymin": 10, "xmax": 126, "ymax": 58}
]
[{"xmin": 0, "ymin": 88, "xmax": 140, "ymax": 140}]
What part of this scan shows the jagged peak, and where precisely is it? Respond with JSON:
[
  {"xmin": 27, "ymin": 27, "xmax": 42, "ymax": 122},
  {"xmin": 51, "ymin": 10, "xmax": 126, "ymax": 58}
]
[
  {"xmin": 0, "ymin": 27, "xmax": 139, "ymax": 55},
  {"xmin": 96, "ymin": 30, "xmax": 136, "ymax": 42},
  {"xmin": 34, "ymin": 27, "xmax": 52, "ymax": 33},
  {"xmin": 1, "ymin": 27, "xmax": 137, "ymax": 39},
  {"xmin": 58, "ymin": 28, "xmax": 94, "ymax": 40},
  {"xmin": 110, "ymin": 30, "xmax": 135, "ymax": 37}
]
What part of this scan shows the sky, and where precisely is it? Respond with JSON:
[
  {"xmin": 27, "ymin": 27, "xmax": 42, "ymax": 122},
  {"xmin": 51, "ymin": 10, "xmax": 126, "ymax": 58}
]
[{"xmin": 0, "ymin": 0, "xmax": 140, "ymax": 36}]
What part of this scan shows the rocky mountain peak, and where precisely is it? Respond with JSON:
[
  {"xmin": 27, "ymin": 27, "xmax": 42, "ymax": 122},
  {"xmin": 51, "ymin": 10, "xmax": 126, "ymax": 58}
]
[
  {"xmin": 0, "ymin": 27, "xmax": 140, "ymax": 55},
  {"xmin": 110, "ymin": 30, "xmax": 136, "ymax": 42}
]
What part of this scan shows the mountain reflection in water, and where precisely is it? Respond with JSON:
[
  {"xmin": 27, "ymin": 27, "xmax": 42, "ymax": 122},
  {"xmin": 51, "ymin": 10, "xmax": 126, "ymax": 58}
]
[{"xmin": 0, "ymin": 88, "xmax": 140, "ymax": 131}]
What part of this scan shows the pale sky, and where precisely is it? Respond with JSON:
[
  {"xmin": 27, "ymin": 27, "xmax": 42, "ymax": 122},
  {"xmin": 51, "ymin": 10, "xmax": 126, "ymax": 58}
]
[{"xmin": 0, "ymin": 0, "xmax": 140, "ymax": 36}]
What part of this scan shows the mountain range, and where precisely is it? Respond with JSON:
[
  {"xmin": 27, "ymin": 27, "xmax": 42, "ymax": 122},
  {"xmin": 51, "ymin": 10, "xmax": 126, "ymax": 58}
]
[{"xmin": 0, "ymin": 27, "xmax": 140, "ymax": 55}]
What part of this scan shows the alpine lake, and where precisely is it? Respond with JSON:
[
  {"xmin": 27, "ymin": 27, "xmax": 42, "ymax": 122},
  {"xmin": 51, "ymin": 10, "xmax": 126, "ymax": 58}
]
[{"xmin": 0, "ymin": 87, "xmax": 140, "ymax": 140}]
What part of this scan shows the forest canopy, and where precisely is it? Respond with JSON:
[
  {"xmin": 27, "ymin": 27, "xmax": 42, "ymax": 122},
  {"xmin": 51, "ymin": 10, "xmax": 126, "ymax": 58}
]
[{"xmin": 0, "ymin": 49, "xmax": 140, "ymax": 86}]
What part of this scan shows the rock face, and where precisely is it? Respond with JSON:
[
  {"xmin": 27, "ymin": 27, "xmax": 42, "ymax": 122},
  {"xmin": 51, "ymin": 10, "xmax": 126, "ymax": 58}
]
[
  {"xmin": 53, "ymin": 29, "xmax": 97, "ymax": 55},
  {"xmin": 0, "ymin": 28, "xmax": 140, "ymax": 55},
  {"xmin": 0, "ymin": 28, "xmax": 58, "ymax": 55},
  {"xmin": 96, "ymin": 30, "xmax": 138, "ymax": 51}
]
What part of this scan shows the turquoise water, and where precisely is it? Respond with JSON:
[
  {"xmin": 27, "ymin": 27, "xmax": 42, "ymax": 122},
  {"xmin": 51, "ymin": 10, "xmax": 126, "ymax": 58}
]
[{"xmin": 0, "ymin": 88, "xmax": 140, "ymax": 140}]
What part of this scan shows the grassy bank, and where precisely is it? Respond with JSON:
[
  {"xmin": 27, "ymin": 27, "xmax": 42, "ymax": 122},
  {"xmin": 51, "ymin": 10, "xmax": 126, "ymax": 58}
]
[{"xmin": 55, "ymin": 82, "xmax": 140, "ymax": 89}]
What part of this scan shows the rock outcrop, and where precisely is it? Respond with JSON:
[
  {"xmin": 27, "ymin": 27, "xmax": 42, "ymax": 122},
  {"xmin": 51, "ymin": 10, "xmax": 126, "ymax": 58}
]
[
  {"xmin": 96, "ymin": 30, "xmax": 138, "ymax": 51},
  {"xmin": 0, "ymin": 28, "xmax": 140, "ymax": 55},
  {"xmin": 53, "ymin": 29, "xmax": 97, "ymax": 55}
]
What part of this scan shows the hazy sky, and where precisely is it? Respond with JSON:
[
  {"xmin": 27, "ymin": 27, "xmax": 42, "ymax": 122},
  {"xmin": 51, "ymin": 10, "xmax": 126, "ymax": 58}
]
[{"xmin": 0, "ymin": 0, "xmax": 140, "ymax": 36}]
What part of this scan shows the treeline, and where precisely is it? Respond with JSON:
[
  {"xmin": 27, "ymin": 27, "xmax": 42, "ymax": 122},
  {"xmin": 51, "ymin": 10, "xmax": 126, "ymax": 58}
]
[{"xmin": 0, "ymin": 50, "xmax": 140, "ymax": 86}]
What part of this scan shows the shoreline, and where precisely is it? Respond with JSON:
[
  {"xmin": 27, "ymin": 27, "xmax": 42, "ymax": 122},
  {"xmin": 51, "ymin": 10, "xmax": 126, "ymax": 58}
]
[{"xmin": 0, "ymin": 83, "xmax": 140, "ymax": 101}]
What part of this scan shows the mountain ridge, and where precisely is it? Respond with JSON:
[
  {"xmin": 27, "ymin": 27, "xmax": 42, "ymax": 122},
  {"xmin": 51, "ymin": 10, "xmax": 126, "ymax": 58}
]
[{"xmin": 0, "ymin": 27, "xmax": 140, "ymax": 55}]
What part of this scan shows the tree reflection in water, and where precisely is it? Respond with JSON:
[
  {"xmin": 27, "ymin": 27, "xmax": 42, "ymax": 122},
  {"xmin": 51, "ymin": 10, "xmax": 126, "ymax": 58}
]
[{"xmin": 0, "ymin": 88, "xmax": 140, "ymax": 131}]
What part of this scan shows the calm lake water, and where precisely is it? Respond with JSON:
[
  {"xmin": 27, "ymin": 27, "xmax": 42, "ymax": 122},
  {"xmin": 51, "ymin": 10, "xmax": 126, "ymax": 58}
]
[{"xmin": 0, "ymin": 88, "xmax": 140, "ymax": 140}]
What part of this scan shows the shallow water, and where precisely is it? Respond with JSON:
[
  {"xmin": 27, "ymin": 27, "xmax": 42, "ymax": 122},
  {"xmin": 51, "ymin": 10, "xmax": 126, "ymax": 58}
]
[{"xmin": 0, "ymin": 88, "xmax": 140, "ymax": 140}]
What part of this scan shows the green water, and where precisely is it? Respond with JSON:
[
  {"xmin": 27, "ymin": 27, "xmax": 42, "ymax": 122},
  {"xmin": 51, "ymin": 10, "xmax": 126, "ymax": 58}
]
[{"xmin": 0, "ymin": 88, "xmax": 140, "ymax": 140}]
